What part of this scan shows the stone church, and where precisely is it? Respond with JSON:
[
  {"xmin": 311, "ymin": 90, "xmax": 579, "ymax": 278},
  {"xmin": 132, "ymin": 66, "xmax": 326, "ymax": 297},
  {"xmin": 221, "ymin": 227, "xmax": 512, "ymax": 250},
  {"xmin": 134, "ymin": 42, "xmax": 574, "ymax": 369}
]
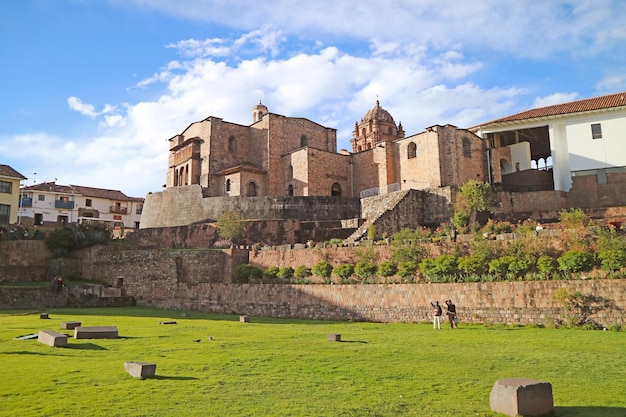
[{"xmin": 166, "ymin": 100, "xmax": 487, "ymax": 199}]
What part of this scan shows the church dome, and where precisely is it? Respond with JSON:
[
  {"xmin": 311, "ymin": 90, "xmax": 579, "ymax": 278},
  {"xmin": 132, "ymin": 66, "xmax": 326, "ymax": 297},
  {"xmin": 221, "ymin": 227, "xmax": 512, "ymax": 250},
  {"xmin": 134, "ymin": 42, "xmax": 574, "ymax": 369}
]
[{"xmin": 361, "ymin": 100, "xmax": 395, "ymax": 124}]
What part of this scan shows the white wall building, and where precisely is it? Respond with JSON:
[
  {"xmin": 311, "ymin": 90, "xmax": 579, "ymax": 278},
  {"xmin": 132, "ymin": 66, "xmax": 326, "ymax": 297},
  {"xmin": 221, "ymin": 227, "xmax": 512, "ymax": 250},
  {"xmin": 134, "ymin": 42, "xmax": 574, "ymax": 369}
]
[
  {"xmin": 19, "ymin": 182, "xmax": 144, "ymax": 233},
  {"xmin": 472, "ymin": 91, "xmax": 626, "ymax": 191}
]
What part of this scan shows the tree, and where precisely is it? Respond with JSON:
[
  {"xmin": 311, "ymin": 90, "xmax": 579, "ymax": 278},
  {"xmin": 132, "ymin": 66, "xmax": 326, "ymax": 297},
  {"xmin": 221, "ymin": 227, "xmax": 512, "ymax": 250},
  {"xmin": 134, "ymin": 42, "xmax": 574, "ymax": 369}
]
[
  {"xmin": 216, "ymin": 210, "xmax": 245, "ymax": 243},
  {"xmin": 451, "ymin": 180, "xmax": 495, "ymax": 230}
]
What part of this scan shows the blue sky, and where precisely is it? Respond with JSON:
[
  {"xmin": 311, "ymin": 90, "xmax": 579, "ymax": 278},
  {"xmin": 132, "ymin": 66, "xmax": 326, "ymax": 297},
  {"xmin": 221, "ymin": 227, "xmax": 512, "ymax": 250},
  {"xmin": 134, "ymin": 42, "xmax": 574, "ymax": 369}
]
[{"xmin": 1, "ymin": 0, "xmax": 625, "ymax": 197}]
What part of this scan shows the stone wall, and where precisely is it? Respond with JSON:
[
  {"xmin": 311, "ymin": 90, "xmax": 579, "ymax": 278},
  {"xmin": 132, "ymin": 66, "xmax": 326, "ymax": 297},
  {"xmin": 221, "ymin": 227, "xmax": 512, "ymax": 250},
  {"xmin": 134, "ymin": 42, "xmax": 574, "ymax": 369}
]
[
  {"xmin": 136, "ymin": 280, "xmax": 625, "ymax": 328},
  {"xmin": 0, "ymin": 241, "xmax": 53, "ymax": 282}
]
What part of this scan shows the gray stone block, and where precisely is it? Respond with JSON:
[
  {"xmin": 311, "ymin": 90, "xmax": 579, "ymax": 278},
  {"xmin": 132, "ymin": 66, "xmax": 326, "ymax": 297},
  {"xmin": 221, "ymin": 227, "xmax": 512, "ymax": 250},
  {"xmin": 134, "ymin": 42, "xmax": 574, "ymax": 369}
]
[
  {"xmin": 60, "ymin": 321, "xmax": 81, "ymax": 330},
  {"xmin": 490, "ymin": 378, "xmax": 553, "ymax": 417},
  {"xmin": 38, "ymin": 330, "xmax": 68, "ymax": 347},
  {"xmin": 74, "ymin": 326, "xmax": 118, "ymax": 339},
  {"xmin": 124, "ymin": 361, "xmax": 157, "ymax": 379},
  {"xmin": 327, "ymin": 333, "xmax": 341, "ymax": 342},
  {"xmin": 240, "ymin": 315, "xmax": 249, "ymax": 323}
]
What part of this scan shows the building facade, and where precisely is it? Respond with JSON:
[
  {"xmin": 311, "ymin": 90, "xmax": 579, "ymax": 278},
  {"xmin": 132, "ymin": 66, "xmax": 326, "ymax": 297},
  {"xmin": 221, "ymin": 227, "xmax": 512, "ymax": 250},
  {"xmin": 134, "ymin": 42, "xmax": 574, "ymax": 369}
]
[
  {"xmin": 164, "ymin": 101, "xmax": 487, "ymax": 200},
  {"xmin": 19, "ymin": 182, "xmax": 144, "ymax": 233},
  {"xmin": 0, "ymin": 164, "xmax": 26, "ymax": 225}
]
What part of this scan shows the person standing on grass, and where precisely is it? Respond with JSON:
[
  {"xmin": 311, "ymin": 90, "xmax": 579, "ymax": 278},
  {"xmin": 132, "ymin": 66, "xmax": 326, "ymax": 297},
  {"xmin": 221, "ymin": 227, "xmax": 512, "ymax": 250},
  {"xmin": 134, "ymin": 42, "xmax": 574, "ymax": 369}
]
[
  {"xmin": 445, "ymin": 299, "xmax": 458, "ymax": 328},
  {"xmin": 430, "ymin": 301, "xmax": 442, "ymax": 329}
]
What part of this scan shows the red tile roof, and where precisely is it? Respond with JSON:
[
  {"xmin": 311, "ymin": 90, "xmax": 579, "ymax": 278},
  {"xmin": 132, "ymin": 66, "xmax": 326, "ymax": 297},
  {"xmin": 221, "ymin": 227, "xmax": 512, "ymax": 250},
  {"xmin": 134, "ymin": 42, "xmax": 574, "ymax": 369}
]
[
  {"xmin": 477, "ymin": 91, "xmax": 626, "ymax": 127},
  {"xmin": 21, "ymin": 182, "xmax": 143, "ymax": 201},
  {"xmin": 0, "ymin": 164, "xmax": 26, "ymax": 180}
]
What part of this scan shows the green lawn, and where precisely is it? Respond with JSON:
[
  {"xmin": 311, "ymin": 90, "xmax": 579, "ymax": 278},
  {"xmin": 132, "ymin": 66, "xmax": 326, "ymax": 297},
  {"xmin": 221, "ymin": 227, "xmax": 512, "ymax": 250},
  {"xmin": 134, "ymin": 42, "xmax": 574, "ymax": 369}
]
[{"xmin": 0, "ymin": 307, "xmax": 624, "ymax": 417}]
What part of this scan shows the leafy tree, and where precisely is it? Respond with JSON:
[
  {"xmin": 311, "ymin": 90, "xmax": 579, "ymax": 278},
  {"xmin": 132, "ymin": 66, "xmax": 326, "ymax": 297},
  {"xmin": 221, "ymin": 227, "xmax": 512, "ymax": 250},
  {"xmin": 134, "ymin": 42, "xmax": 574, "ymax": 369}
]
[
  {"xmin": 294, "ymin": 265, "xmax": 311, "ymax": 279},
  {"xmin": 557, "ymin": 250, "xmax": 594, "ymax": 273},
  {"xmin": 277, "ymin": 266, "xmax": 295, "ymax": 280},
  {"xmin": 598, "ymin": 249, "xmax": 626, "ymax": 271},
  {"xmin": 234, "ymin": 264, "xmax": 263, "ymax": 283},
  {"xmin": 377, "ymin": 261, "xmax": 398, "ymax": 277},
  {"xmin": 537, "ymin": 255, "xmax": 556, "ymax": 276},
  {"xmin": 312, "ymin": 261, "xmax": 333, "ymax": 279},
  {"xmin": 391, "ymin": 228, "xmax": 426, "ymax": 263},
  {"xmin": 45, "ymin": 227, "xmax": 77, "ymax": 257},
  {"xmin": 397, "ymin": 261, "xmax": 418, "ymax": 280},
  {"xmin": 216, "ymin": 210, "xmax": 245, "ymax": 243},
  {"xmin": 334, "ymin": 264, "xmax": 355, "ymax": 283},
  {"xmin": 452, "ymin": 180, "xmax": 494, "ymax": 230},
  {"xmin": 263, "ymin": 266, "xmax": 279, "ymax": 280},
  {"xmin": 367, "ymin": 223, "xmax": 377, "ymax": 240},
  {"xmin": 457, "ymin": 254, "xmax": 489, "ymax": 275},
  {"xmin": 559, "ymin": 208, "xmax": 591, "ymax": 229},
  {"xmin": 419, "ymin": 255, "xmax": 458, "ymax": 280},
  {"xmin": 354, "ymin": 262, "xmax": 377, "ymax": 280}
]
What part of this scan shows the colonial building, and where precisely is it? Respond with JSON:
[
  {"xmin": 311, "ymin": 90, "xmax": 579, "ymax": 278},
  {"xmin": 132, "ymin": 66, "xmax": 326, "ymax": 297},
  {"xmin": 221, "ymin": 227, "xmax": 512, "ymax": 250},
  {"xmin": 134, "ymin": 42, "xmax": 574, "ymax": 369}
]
[
  {"xmin": 165, "ymin": 100, "xmax": 486, "ymax": 200},
  {"xmin": 0, "ymin": 164, "xmax": 26, "ymax": 225},
  {"xmin": 19, "ymin": 182, "xmax": 144, "ymax": 233}
]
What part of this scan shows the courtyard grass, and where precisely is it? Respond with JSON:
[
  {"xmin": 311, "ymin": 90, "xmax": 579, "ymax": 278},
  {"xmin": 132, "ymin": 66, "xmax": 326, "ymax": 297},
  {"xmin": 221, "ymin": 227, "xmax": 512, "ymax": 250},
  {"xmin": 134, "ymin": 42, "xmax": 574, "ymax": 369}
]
[{"xmin": 0, "ymin": 307, "xmax": 624, "ymax": 417}]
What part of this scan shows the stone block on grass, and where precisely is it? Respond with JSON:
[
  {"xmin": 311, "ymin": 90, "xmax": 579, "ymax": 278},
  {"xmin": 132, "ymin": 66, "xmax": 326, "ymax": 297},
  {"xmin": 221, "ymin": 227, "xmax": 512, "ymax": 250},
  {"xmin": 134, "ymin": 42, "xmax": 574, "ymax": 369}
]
[
  {"xmin": 38, "ymin": 330, "xmax": 68, "ymax": 347},
  {"xmin": 490, "ymin": 378, "xmax": 553, "ymax": 417},
  {"xmin": 240, "ymin": 315, "xmax": 249, "ymax": 323},
  {"xmin": 60, "ymin": 321, "xmax": 81, "ymax": 330},
  {"xmin": 74, "ymin": 326, "xmax": 118, "ymax": 339},
  {"xmin": 124, "ymin": 361, "xmax": 157, "ymax": 379},
  {"xmin": 327, "ymin": 333, "xmax": 341, "ymax": 342}
]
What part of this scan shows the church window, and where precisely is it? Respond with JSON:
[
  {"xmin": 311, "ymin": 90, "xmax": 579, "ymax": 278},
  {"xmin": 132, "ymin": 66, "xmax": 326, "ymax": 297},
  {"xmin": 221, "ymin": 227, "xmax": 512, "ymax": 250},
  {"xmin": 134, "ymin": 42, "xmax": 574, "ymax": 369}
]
[
  {"xmin": 361, "ymin": 128, "xmax": 366, "ymax": 136},
  {"xmin": 247, "ymin": 181, "xmax": 258, "ymax": 197},
  {"xmin": 300, "ymin": 135, "xmax": 308, "ymax": 147},
  {"xmin": 289, "ymin": 165, "xmax": 294, "ymax": 178},
  {"xmin": 462, "ymin": 138, "xmax": 472, "ymax": 157},
  {"xmin": 228, "ymin": 136, "xmax": 237, "ymax": 152},
  {"xmin": 407, "ymin": 142, "xmax": 417, "ymax": 159},
  {"xmin": 288, "ymin": 184, "xmax": 294, "ymax": 196},
  {"xmin": 331, "ymin": 182, "xmax": 342, "ymax": 196},
  {"xmin": 366, "ymin": 143, "xmax": 372, "ymax": 149},
  {"xmin": 226, "ymin": 179, "xmax": 231, "ymax": 192}
]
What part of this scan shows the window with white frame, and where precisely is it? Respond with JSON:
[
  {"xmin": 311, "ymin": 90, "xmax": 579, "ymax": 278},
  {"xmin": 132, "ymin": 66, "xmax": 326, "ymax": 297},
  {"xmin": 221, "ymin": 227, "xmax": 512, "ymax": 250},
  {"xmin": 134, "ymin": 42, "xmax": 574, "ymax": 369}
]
[{"xmin": 591, "ymin": 123, "xmax": 602, "ymax": 139}]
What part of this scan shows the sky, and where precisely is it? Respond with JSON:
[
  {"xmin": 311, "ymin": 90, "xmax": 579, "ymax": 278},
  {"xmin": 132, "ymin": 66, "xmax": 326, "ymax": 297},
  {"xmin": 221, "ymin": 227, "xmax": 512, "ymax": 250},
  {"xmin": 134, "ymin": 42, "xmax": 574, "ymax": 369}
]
[{"xmin": 1, "ymin": 0, "xmax": 626, "ymax": 198}]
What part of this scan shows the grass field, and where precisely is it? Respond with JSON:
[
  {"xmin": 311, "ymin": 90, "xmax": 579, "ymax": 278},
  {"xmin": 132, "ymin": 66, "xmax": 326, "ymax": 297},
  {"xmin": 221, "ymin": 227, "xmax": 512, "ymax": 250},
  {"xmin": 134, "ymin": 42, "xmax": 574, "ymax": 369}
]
[{"xmin": 1, "ymin": 307, "xmax": 624, "ymax": 417}]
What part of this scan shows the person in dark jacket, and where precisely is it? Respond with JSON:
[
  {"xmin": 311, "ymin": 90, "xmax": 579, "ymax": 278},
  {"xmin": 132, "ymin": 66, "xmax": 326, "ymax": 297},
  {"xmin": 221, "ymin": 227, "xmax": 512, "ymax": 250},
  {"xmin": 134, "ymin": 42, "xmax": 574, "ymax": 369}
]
[{"xmin": 445, "ymin": 299, "xmax": 458, "ymax": 328}]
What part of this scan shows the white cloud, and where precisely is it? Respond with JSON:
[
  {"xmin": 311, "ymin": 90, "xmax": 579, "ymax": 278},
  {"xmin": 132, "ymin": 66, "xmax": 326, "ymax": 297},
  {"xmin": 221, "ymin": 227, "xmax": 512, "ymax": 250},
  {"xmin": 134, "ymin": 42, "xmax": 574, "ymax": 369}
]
[
  {"xmin": 533, "ymin": 93, "xmax": 579, "ymax": 108},
  {"xmin": 67, "ymin": 96, "xmax": 98, "ymax": 117}
]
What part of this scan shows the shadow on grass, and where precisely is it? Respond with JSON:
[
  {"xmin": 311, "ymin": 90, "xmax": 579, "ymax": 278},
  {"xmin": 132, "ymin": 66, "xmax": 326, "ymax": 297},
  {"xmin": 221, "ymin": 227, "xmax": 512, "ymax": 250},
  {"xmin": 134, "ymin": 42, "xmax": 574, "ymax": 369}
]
[
  {"xmin": 66, "ymin": 343, "xmax": 107, "ymax": 351},
  {"xmin": 153, "ymin": 375, "xmax": 199, "ymax": 381},
  {"xmin": 554, "ymin": 406, "xmax": 626, "ymax": 416},
  {"xmin": 339, "ymin": 340, "xmax": 368, "ymax": 344},
  {"xmin": 3, "ymin": 350, "xmax": 51, "ymax": 356}
]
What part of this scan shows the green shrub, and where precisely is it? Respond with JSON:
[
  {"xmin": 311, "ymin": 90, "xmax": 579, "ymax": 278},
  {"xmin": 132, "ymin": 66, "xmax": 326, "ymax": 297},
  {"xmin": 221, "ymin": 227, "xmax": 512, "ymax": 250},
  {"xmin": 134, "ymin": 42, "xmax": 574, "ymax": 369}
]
[
  {"xmin": 234, "ymin": 264, "xmax": 263, "ymax": 283},
  {"xmin": 419, "ymin": 255, "xmax": 457, "ymax": 280},
  {"xmin": 536, "ymin": 255, "xmax": 556, "ymax": 275},
  {"xmin": 45, "ymin": 227, "xmax": 76, "ymax": 257},
  {"xmin": 354, "ymin": 262, "xmax": 377, "ymax": 280},
  {"xmin": 508, "ymin": 257, "xmax": 532, "ymax": 276},
  {"xmin": 328, "ymin": 238, "xmax": 343, "ymax": 245},
  {"xmin": 397, "ymin": 261, "xmax": 418, "ymax": 279},
  {"xmin": 263, "ymin": 266, "xmax": 279, "ymax": 280},
  {"xmin": 559, "ymin": 208, "xmax": 591, "ymax": 229},
  {"xmin": 488, "ymin": 256, "xmax": 515, "ymax": 275},
  {"xmin": 277, "ymin": 266, "xmax": 295, "ymax": 280},
  {"xmin": 334, "ymin": 263, "xmax": 354, "ymax": 283},
  {"xmin": 377, "ymin": 261, "xmax": 397, "ymax": 277},
  {"xmin": 311, "ymin": 261, "xmax": 333, "ymax": 279},
  {"xmin": 598, "ymin": 249, "xmax": 626, "ymax": 271},
  {"xmin": 367, "ymin": 223, "xmax": 376, "ymax": 240},
  {"xmin": 294, "ymin": 265, "xmax": 311, "ymax": 279},
  {"xmin": 457, "ymin": 254, "xmax": 489, "ymax": 274},
  {"xmin": 557, "ymin": 250, "xmax": 595, "ymax": 273}
]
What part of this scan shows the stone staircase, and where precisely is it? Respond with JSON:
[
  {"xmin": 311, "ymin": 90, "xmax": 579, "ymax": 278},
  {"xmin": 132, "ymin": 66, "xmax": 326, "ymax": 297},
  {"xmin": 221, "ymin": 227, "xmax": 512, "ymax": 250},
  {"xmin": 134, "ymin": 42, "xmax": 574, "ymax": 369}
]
[{"xmin": 343, "ymin": 190, "xmax": 413, "ymax": 244}]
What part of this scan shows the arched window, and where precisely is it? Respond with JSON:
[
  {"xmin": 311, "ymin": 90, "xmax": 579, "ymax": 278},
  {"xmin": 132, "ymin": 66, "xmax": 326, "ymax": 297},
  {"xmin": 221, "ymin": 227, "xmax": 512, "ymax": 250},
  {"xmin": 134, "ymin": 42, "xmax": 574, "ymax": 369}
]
[
  {"xmin": 407, "ymin": 142, "xmax": 417, "ymax": 159},
  {"xmin": 228, "ymin": 136, "xmax": 237, "ymax": 152},
  {"xmin": 462, "ymin": 138, "xmax": 471, "ymax": 157},
  {"xmin": 331, "ymin": 182, "xmax": 342, "ymax": 196},
  {"xmin": 226, "ymin": 179, "xmax": 231, "ymax": 192},
  {"xmin": 288, "ymin": 184, "xmax": 294, "ymax": 196},
  {"xmin": 357, "ymin": 145, "xmax": 362, "ymax": 152},
  {"xmin": 361, "ymin": 128, "xmax": 366, "ymax": 136},
  {"xmin": 366, "ymin": 143, "xmax": 371, "ymax": 149},
  {"xmin": 289, "ymin": 165, "xmax": 294, "ymax": 178},
  {"xmin": 300, "ymin": 135, "xmax": 308, "ymax": 147},
  {"xmin": 174, "ymin": 168, "xmax": 179, "ymax": 186},
  {"xmin": 247, "ymin": 181, "xmax": 257, "ymax": 197}
]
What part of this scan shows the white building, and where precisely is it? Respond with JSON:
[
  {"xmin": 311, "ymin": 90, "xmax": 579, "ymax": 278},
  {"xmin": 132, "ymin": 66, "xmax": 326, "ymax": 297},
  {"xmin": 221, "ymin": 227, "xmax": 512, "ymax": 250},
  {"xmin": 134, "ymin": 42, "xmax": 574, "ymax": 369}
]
[
  {"xmin": 19, "ymin": 182, "xmax": 144, "ymax": 233},
  {"xmin": 472, "ymin": 91, "xmax": 626, "ymax": 192}
]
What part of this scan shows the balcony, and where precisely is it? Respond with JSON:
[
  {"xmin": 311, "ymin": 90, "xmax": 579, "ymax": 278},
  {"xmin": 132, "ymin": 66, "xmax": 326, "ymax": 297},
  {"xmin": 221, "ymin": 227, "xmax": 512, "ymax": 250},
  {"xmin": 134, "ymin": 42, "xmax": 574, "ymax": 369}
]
[
  {"xmin": 110, "ymin": 206, "xmax": 128, "ymax": 215},
  {"xmin": 55, "ymin": 200, "xmax": 75, "ymax": 209},
  {"xmin": 20, "ymin": 197, "xmax": 33, "ymax": 207}
]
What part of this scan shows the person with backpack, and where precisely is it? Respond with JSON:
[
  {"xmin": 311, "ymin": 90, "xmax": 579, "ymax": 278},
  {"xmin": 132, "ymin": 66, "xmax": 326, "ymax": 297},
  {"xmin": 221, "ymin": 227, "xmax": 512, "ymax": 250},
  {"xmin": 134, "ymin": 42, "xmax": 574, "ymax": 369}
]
[
  {"xmin": 445, "ymin": 299, "xmax": 458, "ymax": 328},
  {"xmin": 430, "ymin": 300, "xmax": 442, "ymax": 329}
]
